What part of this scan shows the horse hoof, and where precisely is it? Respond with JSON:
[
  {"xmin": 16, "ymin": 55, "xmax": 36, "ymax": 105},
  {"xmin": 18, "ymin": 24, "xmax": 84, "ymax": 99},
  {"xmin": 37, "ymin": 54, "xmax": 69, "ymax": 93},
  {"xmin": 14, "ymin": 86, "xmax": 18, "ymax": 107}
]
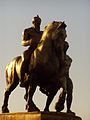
[
  {"xmin": 27, "ymin": 107, "xmax": 40, "ymax": 112},
  {"xmin": 44, "ymin": 108, "xmax": 49, "ymax": 112},
  {"xmin": 26, "ymin": 103, "xmax": 40, "ymax": 112},
  {"xmin": 28, "ymin": 106, "xmax": 40, "ymax": 112},
  {"xmin": 55, "ymin": 104, "xmax": 64, "ymax": 112},
  {"xmin": 2, "ymin": 106, "xmax": 9, "ymax": 113}
]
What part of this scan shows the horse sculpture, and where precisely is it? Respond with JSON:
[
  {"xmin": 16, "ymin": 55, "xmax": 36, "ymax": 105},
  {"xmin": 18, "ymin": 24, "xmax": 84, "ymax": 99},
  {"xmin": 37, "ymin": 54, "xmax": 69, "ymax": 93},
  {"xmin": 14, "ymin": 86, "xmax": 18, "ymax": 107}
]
[{"xmin": 2, "ymin": 21, "xmax": 67, "ymax": 113}]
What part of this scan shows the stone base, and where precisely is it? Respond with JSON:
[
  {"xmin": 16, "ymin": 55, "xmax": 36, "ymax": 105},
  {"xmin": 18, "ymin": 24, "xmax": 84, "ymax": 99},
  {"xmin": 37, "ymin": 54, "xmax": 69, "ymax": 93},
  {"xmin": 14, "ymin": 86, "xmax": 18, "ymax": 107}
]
[{"xmin": 0, "ymin": 112, "xmax": 82, "ymax": 120}]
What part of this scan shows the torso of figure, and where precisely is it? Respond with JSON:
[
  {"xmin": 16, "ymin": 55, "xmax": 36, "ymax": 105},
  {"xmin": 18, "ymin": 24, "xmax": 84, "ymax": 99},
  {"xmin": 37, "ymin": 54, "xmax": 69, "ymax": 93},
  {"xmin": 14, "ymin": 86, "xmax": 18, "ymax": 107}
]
[
  {"xmin": 64, "ymin": 55, "xmax": 72, "ymax": 75},
  {"xmin": 60, "ymin": 54, "xmax": 72, "ymax": 77},
  {"xmin": 22, "ymin": 27, "xmax": 43, "ymax": 51}
]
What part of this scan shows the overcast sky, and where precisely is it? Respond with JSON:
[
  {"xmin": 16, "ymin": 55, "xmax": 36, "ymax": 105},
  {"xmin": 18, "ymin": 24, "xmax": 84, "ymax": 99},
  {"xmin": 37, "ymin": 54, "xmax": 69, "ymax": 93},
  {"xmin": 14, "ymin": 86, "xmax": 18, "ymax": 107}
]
[{"xmin": 0, "ymin": 0, "xmax": 90, "ymax": 120}]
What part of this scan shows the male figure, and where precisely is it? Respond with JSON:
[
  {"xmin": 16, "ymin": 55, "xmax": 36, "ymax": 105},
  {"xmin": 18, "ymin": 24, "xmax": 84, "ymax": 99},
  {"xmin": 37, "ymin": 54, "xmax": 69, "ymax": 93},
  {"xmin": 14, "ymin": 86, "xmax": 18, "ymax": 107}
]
[
  {"xmin": 55, "ymin": 41, "xmax": 75, "ymax": 115},
  {"xmin": 20, "ymin": 15, "xmax": 43, "ymax": 87}
]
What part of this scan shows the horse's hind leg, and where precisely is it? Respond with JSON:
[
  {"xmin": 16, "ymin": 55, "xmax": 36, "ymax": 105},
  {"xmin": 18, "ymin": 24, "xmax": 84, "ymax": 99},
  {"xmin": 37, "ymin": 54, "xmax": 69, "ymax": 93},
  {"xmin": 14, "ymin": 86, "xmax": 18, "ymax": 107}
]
[{"xmin": 2, "ymin": 80, "xmax": 19, "ymax": 113}]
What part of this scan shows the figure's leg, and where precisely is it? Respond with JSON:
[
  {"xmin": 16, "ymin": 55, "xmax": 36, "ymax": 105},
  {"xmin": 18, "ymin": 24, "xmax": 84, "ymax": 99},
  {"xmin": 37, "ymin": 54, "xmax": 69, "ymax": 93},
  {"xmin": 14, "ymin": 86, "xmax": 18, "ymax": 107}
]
[
  {"xmin": 44, "ymin": 86, "xmax": 58, "ymax": 111},
  {"xmin": 2, "ymin": 80, "xmax": 19, "ymax": 113},
  {"xmin": 55, "ymin": 89, "xmax": 66, "ymax": 112},
  {"xmin": 66, "ymin": 78, "xmax": 75, "ymax": 115},
  {"xmin": 20, "ymin": 50, "xmax": 31, "ymax": 87},
  {"xmin": 66, "ymin": 78, "xmax": 73, "ymax": 111}
]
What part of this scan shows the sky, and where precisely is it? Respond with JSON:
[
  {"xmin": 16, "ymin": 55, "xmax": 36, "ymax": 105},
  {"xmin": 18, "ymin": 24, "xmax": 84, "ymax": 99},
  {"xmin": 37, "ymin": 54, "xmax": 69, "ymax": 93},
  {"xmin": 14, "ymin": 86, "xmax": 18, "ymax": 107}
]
[{"xmin": 0, "ymin": 0, "xmax": 90, "ymax": 120}]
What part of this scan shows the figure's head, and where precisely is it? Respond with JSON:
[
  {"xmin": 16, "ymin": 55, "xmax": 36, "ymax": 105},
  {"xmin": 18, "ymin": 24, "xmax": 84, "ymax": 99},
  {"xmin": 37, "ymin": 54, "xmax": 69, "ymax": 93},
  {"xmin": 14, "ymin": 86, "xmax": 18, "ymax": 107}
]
[{"xmin": 32, "ymin": 15, "xmax": 41, "ymax": 29}]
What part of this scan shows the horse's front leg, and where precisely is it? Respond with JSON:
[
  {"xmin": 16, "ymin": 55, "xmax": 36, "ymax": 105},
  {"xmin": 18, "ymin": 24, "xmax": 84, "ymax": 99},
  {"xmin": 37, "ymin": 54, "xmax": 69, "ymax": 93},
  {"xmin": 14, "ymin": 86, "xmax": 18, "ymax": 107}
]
[
  {"xmin": 26, "ymin": 85, "xmax": 40, "ymax": 112},
  {"xmin": 44, "ymin": 86, "xmax": 59, "ymax": 112},
  {"xmin": 24, "ymin": 85, "xmax": 29, "ymax": 101},
  {"xmin": 55, "ymin": 89, "xmax": 66, "ymax": 112}
]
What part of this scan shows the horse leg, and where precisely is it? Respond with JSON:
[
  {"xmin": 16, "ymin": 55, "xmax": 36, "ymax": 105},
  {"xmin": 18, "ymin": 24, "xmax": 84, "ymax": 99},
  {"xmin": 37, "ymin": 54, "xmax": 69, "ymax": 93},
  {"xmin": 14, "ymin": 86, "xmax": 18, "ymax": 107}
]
[
  {"xmin": 44, "ymin": 87, "xmax": 58, "ymax": 112},
  {"xmin": 24, "ymin": 87, "xmax": 28, "ymax": 101},
  {"xmin": 2, "ymin": 81, "xmax": 19, "ymax": 113},
  {"xmin": 55, "ymin": 89, "xmax": 66, "ymax": 112},
  {"xmin": 26, "ymin": 85, "xmax": 40, "ymax": 112},
  {"xmin": 24, "ymin": 85, "xmax": 29, "ymax": 101}
]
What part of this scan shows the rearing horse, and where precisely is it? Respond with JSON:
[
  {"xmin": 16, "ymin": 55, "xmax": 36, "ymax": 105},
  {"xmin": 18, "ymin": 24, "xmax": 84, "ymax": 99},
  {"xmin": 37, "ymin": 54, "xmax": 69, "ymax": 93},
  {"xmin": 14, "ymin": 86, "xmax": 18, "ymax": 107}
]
[{"xmin": 2, "ymin": 21, "xmax": 67, "ymax": 113}]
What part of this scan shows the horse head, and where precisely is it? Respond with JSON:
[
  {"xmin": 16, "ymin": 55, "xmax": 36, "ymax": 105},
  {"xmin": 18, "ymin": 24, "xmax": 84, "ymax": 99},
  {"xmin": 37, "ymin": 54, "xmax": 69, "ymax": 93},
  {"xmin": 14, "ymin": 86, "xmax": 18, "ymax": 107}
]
[
  {"xmin": 37, "ymin": 21, "xmax": 67, "ymax": 60},
  {"xmin": 51, "ymin": 21, "xmax": 67, "ymax": 41},
  {"xmin": 41, "ymin": 21, "xmax": 67, "ymax": 59}
]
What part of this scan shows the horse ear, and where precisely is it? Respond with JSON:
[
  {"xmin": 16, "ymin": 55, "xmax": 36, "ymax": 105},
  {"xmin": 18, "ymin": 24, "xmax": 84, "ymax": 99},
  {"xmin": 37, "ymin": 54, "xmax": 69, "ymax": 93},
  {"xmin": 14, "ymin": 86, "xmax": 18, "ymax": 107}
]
[
  {"xmin": 60, "ymin": 21, "xmax": 67, "ymax": 29},
  {"xmin": 57, "ymin": 21, "xmax": 67, "ymax": 30}
]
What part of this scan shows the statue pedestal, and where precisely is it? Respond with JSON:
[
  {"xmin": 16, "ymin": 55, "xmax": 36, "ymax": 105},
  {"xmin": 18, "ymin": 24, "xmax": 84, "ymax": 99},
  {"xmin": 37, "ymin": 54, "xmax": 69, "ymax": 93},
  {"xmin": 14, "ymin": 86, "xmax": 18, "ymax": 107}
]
[{"xmin": 0, "ymin": 112, "xmax": 82, "ymax": 120}]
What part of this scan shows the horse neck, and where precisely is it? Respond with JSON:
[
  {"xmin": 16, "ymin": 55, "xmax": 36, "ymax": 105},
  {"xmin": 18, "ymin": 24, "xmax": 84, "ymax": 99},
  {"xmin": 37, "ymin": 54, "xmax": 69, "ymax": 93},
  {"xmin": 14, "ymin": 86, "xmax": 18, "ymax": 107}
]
[
  {"xmin": 36, "ymin": 38, "xmax": 54, "ymax": 64},
  {"xmin": 43, "ymin": 38, "xmax": 53, "ymax": 56}
]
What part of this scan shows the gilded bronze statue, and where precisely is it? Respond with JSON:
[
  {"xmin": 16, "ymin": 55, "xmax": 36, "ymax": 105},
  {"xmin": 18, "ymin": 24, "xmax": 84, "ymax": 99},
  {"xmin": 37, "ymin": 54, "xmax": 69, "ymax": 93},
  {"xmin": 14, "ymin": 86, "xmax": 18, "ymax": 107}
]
[{"xmin": 2, "ymin": 18, "xmax": 74, "ymax": 115}]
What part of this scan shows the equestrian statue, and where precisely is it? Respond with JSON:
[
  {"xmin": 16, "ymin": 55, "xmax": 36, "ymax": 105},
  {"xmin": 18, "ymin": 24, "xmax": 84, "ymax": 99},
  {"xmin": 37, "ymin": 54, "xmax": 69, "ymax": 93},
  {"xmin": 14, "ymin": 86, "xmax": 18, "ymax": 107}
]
[{"xmin": 2, "ymin": 17, "xmax": 74, "ymax": 115}]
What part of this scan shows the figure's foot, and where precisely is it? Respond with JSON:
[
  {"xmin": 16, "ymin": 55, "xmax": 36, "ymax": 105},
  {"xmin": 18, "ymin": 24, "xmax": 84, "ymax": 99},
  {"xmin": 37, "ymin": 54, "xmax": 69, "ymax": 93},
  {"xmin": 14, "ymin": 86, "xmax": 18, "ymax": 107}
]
[
  {"xmin": 67, "ymin": 109, "xmax": 76, "ymax": 116},
  {"xmin": 2, "ymin": 106, "xmax": 9, "ymax": 113}
]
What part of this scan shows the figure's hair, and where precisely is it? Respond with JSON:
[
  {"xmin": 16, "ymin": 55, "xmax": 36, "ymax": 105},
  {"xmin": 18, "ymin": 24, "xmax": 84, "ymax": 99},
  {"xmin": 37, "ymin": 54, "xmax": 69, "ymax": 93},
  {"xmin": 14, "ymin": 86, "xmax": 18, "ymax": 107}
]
[{"xmin": 32, "ymin": 15, "xmax": 41, "ymax": 24}]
